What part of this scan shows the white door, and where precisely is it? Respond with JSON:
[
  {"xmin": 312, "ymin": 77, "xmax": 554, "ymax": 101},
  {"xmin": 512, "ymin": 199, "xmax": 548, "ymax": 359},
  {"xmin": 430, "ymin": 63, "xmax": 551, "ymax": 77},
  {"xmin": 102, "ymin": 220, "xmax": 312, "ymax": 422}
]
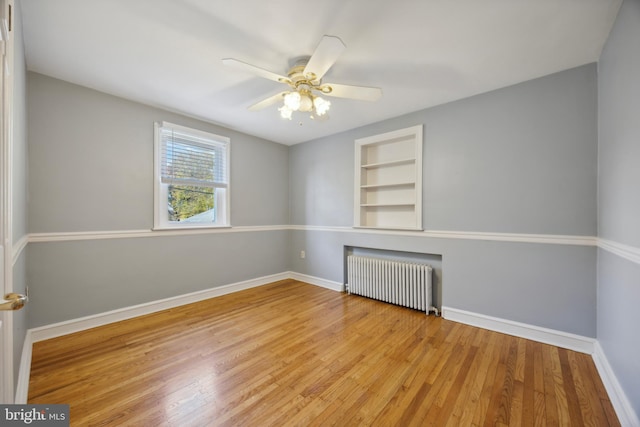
[
  {"xmin": 0, "ymin": 0, "xmax": 14, "ymax": 404},
  {"xmin": 0, "ymin": 1, "xmax": 8, "ymax": 403},
  {"xmin": 0, "ymin": 246, "xmax": 5, "ymax": 405}
]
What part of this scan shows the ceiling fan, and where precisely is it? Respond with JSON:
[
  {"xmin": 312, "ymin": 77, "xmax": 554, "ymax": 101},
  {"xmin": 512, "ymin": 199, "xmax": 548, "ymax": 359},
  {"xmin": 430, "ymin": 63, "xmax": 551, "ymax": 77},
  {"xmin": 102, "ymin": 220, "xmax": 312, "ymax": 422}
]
[{"xmin": 222, "ymin": 35, "xmax": 382, "ymax": 120}]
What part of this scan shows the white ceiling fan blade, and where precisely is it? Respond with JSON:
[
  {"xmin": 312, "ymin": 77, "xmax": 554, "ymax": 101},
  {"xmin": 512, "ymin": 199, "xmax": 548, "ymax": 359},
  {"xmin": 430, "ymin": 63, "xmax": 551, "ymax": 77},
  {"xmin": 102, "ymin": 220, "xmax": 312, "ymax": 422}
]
[
  {"xmin": 303, "ymin": 35, "xmax": 346, "ymax": 81},
  {"xmin": 222, "ymin": 58, "xmax": 291, "ymax": 84},
  {"xmin": 248, "ymin": 91, "xmax": 288, "ymax": 111},
  {"xmin": 322, "ymin": 83, "xmax": 382, "ymax": 102}
]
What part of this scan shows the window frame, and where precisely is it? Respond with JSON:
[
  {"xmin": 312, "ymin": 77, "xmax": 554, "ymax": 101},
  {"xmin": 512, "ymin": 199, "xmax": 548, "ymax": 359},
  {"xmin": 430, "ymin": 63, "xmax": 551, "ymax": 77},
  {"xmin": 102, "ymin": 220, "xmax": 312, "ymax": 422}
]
[{"xmin": 153, "ymin": 121, "xmax": 231, "ymax": 230}]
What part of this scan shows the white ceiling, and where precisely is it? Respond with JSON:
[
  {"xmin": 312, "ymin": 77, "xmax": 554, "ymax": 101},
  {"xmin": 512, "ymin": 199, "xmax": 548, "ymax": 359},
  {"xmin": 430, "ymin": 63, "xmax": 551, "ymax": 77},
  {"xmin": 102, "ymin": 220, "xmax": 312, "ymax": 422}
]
[{"xmin": 21, "ymin": 0, "xmax": 621, "ymax": 145}]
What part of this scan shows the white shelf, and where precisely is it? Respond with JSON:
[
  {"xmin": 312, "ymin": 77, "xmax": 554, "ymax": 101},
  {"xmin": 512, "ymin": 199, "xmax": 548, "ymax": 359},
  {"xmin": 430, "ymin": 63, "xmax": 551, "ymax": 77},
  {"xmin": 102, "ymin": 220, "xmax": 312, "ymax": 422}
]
[
  {"xmin": 354, "ymin": 125, "xmax": 423, "ymax": 230},
  {"xmin": 361, "ymin": 158, "xmax": 416, "ymax": 169},
  {"xmin": 360, "ymin": 181, "xmax": 415, "ymax": 189},
  {"xmin": 360, "ymin": 203, "xmax": 415, "ymax": 207}
]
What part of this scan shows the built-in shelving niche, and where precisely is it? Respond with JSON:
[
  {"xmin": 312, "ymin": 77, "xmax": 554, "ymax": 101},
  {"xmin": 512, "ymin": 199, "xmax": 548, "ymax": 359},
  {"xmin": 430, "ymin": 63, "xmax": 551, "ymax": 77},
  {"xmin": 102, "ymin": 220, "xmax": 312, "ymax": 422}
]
[{"xmin": 354, "ymin": 125, "xmax": 423, "ymax": 230}]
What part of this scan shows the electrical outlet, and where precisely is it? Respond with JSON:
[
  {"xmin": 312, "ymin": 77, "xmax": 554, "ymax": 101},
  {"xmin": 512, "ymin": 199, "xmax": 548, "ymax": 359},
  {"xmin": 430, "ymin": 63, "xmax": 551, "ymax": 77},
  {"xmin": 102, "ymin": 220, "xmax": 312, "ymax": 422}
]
[{"xmin": 300, "ymin": 250, "xmax": 306, "ymax": 259}]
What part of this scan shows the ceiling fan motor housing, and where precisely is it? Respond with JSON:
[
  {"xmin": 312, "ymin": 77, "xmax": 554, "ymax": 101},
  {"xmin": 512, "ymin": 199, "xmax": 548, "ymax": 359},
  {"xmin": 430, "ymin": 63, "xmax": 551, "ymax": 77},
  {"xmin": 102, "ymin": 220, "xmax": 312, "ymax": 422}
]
[{"xmin": 288, "ymin": 58, "xmax": 322, "ymax": 89}]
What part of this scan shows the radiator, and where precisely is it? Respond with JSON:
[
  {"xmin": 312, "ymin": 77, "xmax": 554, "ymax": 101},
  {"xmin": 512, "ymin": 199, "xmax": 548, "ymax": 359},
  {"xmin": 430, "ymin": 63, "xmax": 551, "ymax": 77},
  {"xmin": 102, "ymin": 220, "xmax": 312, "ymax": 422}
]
[{"xmin": 346, "ymin": 255, "xmax": 433, "ymax": 314}]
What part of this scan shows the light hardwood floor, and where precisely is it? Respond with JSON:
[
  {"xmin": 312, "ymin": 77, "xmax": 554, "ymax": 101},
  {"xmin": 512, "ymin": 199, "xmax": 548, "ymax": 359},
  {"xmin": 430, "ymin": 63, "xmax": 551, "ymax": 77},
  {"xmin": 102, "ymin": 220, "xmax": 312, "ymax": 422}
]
[{"xmin": 29, "ymin": 279, "xmax": 619, "ymax": 426}]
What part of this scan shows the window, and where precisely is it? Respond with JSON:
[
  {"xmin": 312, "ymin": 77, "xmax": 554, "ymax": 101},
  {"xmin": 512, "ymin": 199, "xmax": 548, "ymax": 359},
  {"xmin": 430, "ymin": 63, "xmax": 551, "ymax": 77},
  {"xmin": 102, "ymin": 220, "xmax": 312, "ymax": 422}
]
[{"xmin": 154, "ymin": 122, "xmax": 230, "ymax": 229}]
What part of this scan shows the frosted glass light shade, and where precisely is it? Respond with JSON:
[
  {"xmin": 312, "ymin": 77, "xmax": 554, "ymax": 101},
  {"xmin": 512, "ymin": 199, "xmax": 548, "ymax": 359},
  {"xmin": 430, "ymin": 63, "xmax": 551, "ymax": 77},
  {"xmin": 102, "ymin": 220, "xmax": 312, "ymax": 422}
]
[
  {"xmin": 314, "ymin": 97, "xmax": 330, "ymax": 116},
  {"xmin": 283, "ymin": 92, "xmax": 301, "ymax": 110},
  {"xmin": 278, "ymin": 105, "xmax": 293, "ymax": 120}
]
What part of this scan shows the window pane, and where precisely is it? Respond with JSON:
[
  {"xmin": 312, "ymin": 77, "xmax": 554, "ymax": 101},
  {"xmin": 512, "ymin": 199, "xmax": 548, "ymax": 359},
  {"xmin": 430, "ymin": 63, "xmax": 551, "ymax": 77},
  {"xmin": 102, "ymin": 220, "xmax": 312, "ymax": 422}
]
[
  {"xmin": 162, "ymin": 139, "xmax": 216, "ymax": 183},
  {"xmin": 154, "ymin": 121, "xmax": 230, "ymax": 229},
  {"xmin": 168, "ymin": 185, "xmax": 215, "ymax": 223}
]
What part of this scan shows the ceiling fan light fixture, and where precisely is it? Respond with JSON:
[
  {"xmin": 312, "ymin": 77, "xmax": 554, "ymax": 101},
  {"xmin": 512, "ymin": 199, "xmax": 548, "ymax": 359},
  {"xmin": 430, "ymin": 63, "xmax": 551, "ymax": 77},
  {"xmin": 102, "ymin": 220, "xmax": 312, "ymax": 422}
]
[
  {"xmin": 298, "ymin": 92, "xmax": 314, "ymax": 112},
  {"xmin": 313, "ymin": 96, "xmax": 330, "ymax": 116},
  {"xmin": 224, "ymin": 35, "xmax": 382, "ymax": 123},
  {"xmin": 283, "ymin": 91, "xmax": 301, "ymax": 110},
  {"xmin": 278, "ymin": 105, "xmax": 293, "ymax": 120},
  {"xmin": 279, "ymin": 89, "xmax": 330, "ymax": 119}
]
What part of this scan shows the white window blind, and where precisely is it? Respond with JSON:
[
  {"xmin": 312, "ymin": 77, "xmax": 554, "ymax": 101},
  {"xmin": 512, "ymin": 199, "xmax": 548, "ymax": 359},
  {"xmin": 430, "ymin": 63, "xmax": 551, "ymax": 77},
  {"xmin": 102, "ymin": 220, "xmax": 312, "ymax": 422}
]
[{"xmin": 158, "ymin": 123, "xmax": 228, "ymax": 189}]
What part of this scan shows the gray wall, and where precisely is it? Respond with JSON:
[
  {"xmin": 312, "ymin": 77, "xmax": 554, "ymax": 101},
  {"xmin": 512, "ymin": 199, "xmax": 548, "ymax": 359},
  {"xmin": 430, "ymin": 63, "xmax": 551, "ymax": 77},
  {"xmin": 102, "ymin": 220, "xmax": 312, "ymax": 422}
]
[
  {"xmin": 291, "ymin": 64, "xmax": 598, "ymax": 234},
  {"xmin": 290, "ymin": 64, "xmax": 598, "ymax": 337},
  {"xmin": 597, "ymin": 0, "xmax": 640, "ymax": 417},
  {"xmin": 27, "ymin": 231, "xmax": 289, "ymax": 326},
  {"xmin": 290, "ymin": 229, "xmax": 596, "ymax": 335},
  {"xmin": 28, "ymin": 73, "xmax": 290, "ymax": 232},
  {"xmin": 27, "ymin": 73, "xmax": 291, "ymax": 327},
  {"xmin": 12, "ymin": 0, "xmax": 29, "ymax": 395}
]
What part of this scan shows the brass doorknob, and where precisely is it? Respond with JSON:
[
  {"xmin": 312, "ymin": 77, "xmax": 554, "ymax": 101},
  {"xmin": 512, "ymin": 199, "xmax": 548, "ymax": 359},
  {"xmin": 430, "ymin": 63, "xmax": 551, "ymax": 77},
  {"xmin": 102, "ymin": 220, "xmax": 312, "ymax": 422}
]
[{"xmin": 0, "ymin": 293, "xmax": 27, "ymax": 311}]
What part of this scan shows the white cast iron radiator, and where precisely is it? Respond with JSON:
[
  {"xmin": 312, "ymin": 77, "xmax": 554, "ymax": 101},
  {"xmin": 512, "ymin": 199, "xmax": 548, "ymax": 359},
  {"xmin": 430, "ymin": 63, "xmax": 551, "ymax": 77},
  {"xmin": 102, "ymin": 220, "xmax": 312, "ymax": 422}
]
[{"xmin": 346, "ymin": 255, "xmax": 433, "ymax": 314}]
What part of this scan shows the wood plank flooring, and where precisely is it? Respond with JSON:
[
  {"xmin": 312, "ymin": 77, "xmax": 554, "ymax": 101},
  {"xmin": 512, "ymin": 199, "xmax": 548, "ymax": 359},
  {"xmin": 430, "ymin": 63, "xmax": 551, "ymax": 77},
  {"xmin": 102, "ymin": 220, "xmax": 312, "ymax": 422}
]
[{"xmin": 28, "ymin": 279, "xmax": 619, "ymax": 426}]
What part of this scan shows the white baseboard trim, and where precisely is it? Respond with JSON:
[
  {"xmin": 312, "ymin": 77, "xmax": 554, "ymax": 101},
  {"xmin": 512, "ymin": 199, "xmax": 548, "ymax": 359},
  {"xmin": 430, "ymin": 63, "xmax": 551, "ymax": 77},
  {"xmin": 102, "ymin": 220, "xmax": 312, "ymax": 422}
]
[
  {"xmin": 443, "ymin": 307, "xmax": 638, "ymax": 425},
  {"xmin": 27, "ymin": 276, "xmax": 634, "ymax": 422},
  {"xmin": 30, "ymin": 272, "xmax": 290, "ymax": 343},
  {"xmin": 28, "ymin": 272, "xmax": 339, "ymax": 343},
  {"xmin": 442, "ymin": 306, "xmax": 596, "ymax": 354},
  {"xmin": 288, "ymin": 272, "xmax": 344, "ymax": 292},
  {"xmin": 19, "ymin": 271, "xmax": 335, "ymax": 401},
  {"xmin": 15, "ymin": 330, "xmax": 33, "ymax": 404},
  {"xmin": 592, "ymin": 342, "xmax": 640, "ymax": 427}
]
